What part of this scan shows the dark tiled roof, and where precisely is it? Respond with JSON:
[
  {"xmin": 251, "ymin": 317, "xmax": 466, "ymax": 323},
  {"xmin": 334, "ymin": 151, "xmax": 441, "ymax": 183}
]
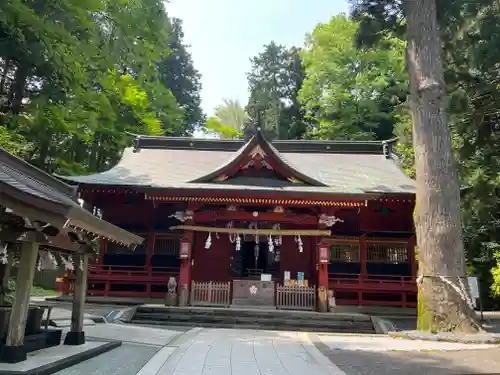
[
  {"xmin": 60, "ymin": 133, "xmax": 415, "ymax": 195},
  {"xmin": 0, "ymin": 148, "xmax": 143, "ymax": 247}
]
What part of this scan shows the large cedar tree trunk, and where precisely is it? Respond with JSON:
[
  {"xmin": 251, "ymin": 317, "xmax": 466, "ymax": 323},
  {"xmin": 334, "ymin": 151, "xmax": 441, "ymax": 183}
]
[{"xmin": 404, "ymin": 0, "xmax": 480, "ymax": 332}]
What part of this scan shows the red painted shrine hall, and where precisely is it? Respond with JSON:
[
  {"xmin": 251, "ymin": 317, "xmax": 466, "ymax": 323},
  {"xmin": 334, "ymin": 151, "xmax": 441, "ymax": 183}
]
[{"xmin": 60, "ymin": 130, "xmax": 417, "ymax": 308}]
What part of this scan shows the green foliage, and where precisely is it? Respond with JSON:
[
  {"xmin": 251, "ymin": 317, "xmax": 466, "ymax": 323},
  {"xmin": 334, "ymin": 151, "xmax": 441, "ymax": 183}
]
[
  {"xmin": 299, "ymin": 15, "xmax": 408, "ymax": 141},
  {"xmin": 492, "ymin": 251, "xmax": 500, "ymax": 297},
  {"xmin": 245, "ymin": 43, "xmax": 307, "ymax": 139},
  {"xmin": 205, "ymin": 117, "xmax": 243, "ymax": 140},
  {"xmin": 0, "ymin": 0, "xmax": 199, "ymax": 174},
  {"xmin": 158, "ymin": 18, "xmax": 204, "ymax": 134}
]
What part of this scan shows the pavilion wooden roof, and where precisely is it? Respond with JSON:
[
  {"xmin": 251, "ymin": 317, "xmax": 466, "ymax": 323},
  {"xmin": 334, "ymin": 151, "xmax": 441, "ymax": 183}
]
[
  {"xmin": 58, "ymin": 130, "xmax": 415, "ymax": 197},
  {"xmin": 0, "ymin": 147, "xmax": 143, "ymax": 251}
]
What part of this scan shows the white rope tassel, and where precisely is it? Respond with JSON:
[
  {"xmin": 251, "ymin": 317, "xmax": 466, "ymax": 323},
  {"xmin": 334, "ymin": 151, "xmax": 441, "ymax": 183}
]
[
  {"xmin": 0, "ymin": 244, "xmax": 8, "ymax": 265},
  {"xmin": 205, "ymin": 232, "xmax": 212, "ymax": 249},
  {"xmin": 295, "ymin": 235, "xmax": 303, "ymax": 253},
  {"xmin": 48, "ymin": 251, "xmax": 58, "ymax": 267},
  {"xmin": 235, "ymin": 234, "xmax": 241, "ymax": 251},
  {"xmin": 273, "ymin": 224, "xmax": 282, "ymax": 246},
  {"xmin": 61, "ymin": 255, "xmax": 74, "ymax": 271},
  {"xmin": 268, "ymin": 235, "xmax": 274, "ymax": 253},
  {"xmin": 228, "ymin": 221, "xmax": 236, "ymax": 243}
]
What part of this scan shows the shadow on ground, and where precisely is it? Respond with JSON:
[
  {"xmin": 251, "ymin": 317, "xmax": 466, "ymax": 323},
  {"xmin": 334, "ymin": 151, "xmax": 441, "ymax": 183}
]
[
  {"xmin": 315, "ymin": 345, "xmax": 500, "ymax": 375},
  {"xmin": 312, "ymin": 317, "xmax": 500, "ymax": 375}
]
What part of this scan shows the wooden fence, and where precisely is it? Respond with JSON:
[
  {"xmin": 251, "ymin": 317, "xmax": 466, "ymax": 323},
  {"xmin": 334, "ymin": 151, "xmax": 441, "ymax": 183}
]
[
  {"xmin": 276, "ymin": 284, "xmax": 316, "ymax": 311},
  {"xmin": 190, "ymin": 281, "xmax": 231, "ymax": 307}
]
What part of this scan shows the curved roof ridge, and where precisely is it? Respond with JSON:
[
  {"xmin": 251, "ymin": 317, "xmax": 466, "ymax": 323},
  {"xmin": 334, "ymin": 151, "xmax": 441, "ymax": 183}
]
[{"xmin": 189, "ymin": 129, "xmax": 327, "ymax": 187}]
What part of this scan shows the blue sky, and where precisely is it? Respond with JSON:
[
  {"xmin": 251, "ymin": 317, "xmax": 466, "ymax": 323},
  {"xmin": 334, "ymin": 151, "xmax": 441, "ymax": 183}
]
[{"xmin": 166, "ymin": 0, "xmax": 349, "ymax": 116}]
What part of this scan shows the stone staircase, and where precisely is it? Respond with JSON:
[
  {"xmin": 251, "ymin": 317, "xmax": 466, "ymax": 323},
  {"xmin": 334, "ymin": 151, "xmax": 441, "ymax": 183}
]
[{"xmin": 129, "ymin": 306, "xmax": 377, "ymax": 334}]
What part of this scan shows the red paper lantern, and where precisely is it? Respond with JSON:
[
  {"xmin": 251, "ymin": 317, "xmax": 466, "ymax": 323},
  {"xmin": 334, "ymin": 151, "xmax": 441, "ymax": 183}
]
[
  {"xmin": 318, "ymin": 243, "xmax": 329, "ymax": 264},
  {"xmin": 179, "ymin": 238, "xmax": 192, "ymax": 260}
]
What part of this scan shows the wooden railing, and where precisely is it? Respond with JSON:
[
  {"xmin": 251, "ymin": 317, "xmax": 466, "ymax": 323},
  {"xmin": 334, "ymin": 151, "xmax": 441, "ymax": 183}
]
[
  {"xmin": 87, "ymin": 264, "xmax": 179, "ymax": 280},
  {"xmin": 276, "ymin": 284, "xmax": 316, "ymax": 311},
  {"xmin": 328, "ymin": 273, "xmax": 415, "ymax": 288},
  {"xmin": 190, "ymin": 281, "xmax": 231, "ymax": 307},
  {"xmin": 65, "ymin": 264, "xmax": 180, "ymax": 298}
]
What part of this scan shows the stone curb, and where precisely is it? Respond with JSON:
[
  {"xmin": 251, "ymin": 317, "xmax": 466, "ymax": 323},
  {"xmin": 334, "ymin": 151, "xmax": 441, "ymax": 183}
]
[
  {"xmin": 0, "ymin": 340, "xmax": 121, "ymax": 375},
  {"xmin": 301, "ymin": 333, "xmax": 347, "ymax": 375},
  {"xmin": 388, "ymin": 330, "xmax": 500, "ymax": 344}
]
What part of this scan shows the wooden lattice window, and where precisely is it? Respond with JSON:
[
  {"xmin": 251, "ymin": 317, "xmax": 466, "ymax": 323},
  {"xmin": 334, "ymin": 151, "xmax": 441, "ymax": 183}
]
[
  {"xmin": 329, "ymin": 243, "xmax": 360, "ymax": 262},
  {"xmin": 366, "ymin": 243, "xmax": 408, "ymax": 264},
  {"xmin": 154, "ymin": 237, "xmax": 180, "ymax": 256}
]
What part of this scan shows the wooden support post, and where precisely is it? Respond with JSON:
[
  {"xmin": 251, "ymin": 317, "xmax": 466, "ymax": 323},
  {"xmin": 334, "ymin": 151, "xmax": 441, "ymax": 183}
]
[
  {"xmin": 0, "ymin": 247, "xmax": 13, "ymax": 306},
  {"xmin": 97, "ymin": 239, "xmax": 106, "ymax": 265},
  {"xmin": 4, "ymin": 241, "xmax": 39, "ymax": 363},
  {"xmin": 146, "ymin": 232, "xmax": 155, "ymax": 296},
  {"xmin": 408, "ymin": 235, "xmax": 417, "ymax": 280},
  {"xmin": 178, "ymin": 231, "xmax": 194, "ymax": 306},
  {"xmin": 64, "ymin": 254, "xmax": 89, "ymax": 346},
  {"xmin": 317, "ymin": 242, "xmax": 329, "ymax": 312},
  {"xmin": 359, "ymin": 234, "xmax": 367, "ymax": 278}
]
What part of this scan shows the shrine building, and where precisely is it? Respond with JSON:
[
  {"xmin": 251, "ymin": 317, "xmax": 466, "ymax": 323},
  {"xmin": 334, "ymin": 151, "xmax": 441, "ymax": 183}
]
[{"xmin": 60, "ymin": 130, "xmax": 417, "ymax": 309}]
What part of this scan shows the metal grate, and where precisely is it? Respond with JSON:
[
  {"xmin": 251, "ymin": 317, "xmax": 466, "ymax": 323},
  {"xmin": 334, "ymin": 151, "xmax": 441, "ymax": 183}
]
[
  {"xmin": 154, "ymin": 237, "xmax": 180, "ymax": 256},
  {"xmin": 329, "ymin": 243, "xmax": 360, "ymax": 262},
  {"xmin": 367, "ymin": 243, "xmax": 409, "ymax": 264}
]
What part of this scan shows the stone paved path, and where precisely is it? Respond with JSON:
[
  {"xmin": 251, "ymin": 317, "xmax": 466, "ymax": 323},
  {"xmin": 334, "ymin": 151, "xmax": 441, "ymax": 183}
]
[
  {"xmin": 141, "ymin": 328, "xmax": 344, "ymax": 375},
  {"xmin": 51, "ymin": 324, "xmax": 500, "ymax": 375}
]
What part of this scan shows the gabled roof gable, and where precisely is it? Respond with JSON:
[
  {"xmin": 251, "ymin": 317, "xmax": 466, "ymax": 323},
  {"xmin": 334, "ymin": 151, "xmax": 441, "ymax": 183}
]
[{"xmin": 189, "ymin": 129, "xmax": 327, "ymax": 187}]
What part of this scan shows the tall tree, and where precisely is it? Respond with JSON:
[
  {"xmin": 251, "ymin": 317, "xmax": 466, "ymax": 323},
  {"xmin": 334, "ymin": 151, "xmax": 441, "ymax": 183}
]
[
  {"xmin": 299, "ymin": 15, "xmax": 407, "ymax": 141},
  {"xmin": 245, "ymin": 42, "xmax": 306, "ymax": 139},
  {"xmin": 352, "ymin": 0, "xmax": 480, "ymax": 332},
  {"xmin": 0, "ymin": 0, "xmax": 188, "ymax": 174},
  {"xmin": 158, "ymin": 18, "xmax": 203, "ymax": 135}
]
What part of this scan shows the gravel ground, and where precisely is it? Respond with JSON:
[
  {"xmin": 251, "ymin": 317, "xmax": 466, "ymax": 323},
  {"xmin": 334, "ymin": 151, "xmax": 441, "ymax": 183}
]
[
  {"xmin": 312, "ymin": 337, "xmax": 500, "ymax": 375},
  {"xmin": 320, "ymin": 347, "xmax": 500, "ymax": 375},
  {"xmin": 53, "ymin": 343, "xmax": 159, "ymax": 375}
]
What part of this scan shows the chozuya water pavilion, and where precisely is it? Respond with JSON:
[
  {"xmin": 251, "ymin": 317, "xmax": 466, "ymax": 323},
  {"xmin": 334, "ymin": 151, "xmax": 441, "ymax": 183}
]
[{"xmin": 59, "ymin": 129, "xmax": 417, "ymax": 310}]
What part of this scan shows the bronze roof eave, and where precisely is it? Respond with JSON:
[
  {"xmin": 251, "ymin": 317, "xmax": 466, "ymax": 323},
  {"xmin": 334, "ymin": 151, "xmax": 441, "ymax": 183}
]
[
  {"xmin": 142, "ymin": 186, "xmax": 383, "ymax": 200},
  {"xmin": 1, "ymin": 182, "xmax": 143, "ymax": 249},
  {"xmin": 0, "ymin": 147, "xmax": 77, "ymax": 198},
  {"xmin": 0, "ymin": 229, "xmax": 95, "ymax": 254},
  {"xmin": 64, "ymin": 206, "xmax": 144, "ymax": 248}
]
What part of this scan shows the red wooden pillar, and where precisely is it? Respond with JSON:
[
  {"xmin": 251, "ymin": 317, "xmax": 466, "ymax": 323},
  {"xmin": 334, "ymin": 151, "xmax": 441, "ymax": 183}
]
[
  {"xmin": 178, "ymin": 231, "xmax": 194, "ymax": 306},
  {"xmin": 359, "ymin": 234, "xmax": 367, "ymax": 305},
  {"xmin": 408, "ymin": 235, "xmax": 417, "ymax": 280},
  {"xmin": 359, "ymin": 234, "xmax": 367, "ymax": 277},
  {"xmin": 317, "ymin": 242, "xmax": 329, "ymax": 312},
  {"xmin": 145, "ymin": 232, "xmax": 155, "ymax": 296},
  {"xmin": 98, "ymin": 239, "xmax": 106, "ymax": 265}
]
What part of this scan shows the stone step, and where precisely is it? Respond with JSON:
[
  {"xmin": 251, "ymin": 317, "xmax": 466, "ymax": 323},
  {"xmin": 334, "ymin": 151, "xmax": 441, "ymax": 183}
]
[
  {"xmin": 133, "ymin": 312, "xmax": 373, "ymax": 328},
  {"xmin": 131, "ymin": 307, "xmax": 376, "ymax": 334},
  {"xmin": 136, "ymin": 306, "xmax": 372, "ymax": 322},
  {"xmin": 130, "ymin": 318, "xmax": 375, "ymax": 334}
]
